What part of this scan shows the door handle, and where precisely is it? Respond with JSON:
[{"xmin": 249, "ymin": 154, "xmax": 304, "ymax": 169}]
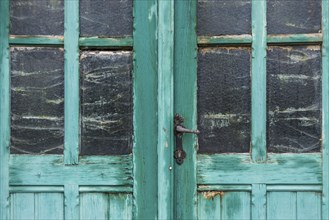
[{"xmin": 174, "ymin": 114, "xmax": 200, "ymax": 165}]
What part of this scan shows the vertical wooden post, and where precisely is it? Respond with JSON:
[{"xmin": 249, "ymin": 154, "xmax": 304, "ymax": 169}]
[
  {"xmin": 251, "ymin": 0, "xmax": 267, "ymax": 162},
  {"xmin": 252, "ymin": 184, "xmax": 267, "ymax": 220},
  {"xmin": 64, "ymin": 0, "xmax": 80, "ymax": 165},
  {"xmin": 133, "ymin": 0, "xmax": 158, "ymax": 218},
  {"xmin": 322, "ymin": 0, "xmax": 329, "ymax": 218},
  {"xmin": 64, "ymin": 184, "xmax": 79, "ymax": 219},
  {"xmin": 174, "ymin": 1, "xmax": 198, "ymax": 219},
  {"xmin": 0, "ymin": 0, "xmax": 10, "ymax": 219},
  {"xmin": 158, "ymin": 0, "xmax": 174, "ymax": 219}
]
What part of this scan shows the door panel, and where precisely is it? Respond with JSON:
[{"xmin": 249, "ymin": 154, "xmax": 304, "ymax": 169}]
[{"xmin": 175, "ymin": 0, "xmax": 328, "ymax": 219}]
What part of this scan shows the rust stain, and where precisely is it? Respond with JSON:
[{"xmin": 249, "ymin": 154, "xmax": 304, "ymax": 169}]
[{"xmin": 202, "ymin": 191, "xmax": 224, "ymax": 200}]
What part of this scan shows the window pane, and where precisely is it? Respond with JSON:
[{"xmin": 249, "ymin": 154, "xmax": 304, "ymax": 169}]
[
  {"xmin": 10, "ymin": 0, "xmax": 64, "ymax": 36},
  {"xmin": 80, "ymin": 0, "xmax": 133, "ymax": 37},
  {"xmin": 267, "ymin": 46, "xmax": 321, "ymax": 153},
  {"xmin": 198, "ymin": 47, "xmax": 251, "ymax": 153},
  {"xmin": 11, "ymin": 47, "xmax": 64, "ymax": 154},
  {"xmin": 80, "ymin": 51, "xmax": 133, "ymax": 155},
  {"xmin": 197, "ymin": 0, "xmax": 251, "ymax": 36},
  {"xmin": 267, "ymin": 0, "xmax": 321, "ymax": 34}
]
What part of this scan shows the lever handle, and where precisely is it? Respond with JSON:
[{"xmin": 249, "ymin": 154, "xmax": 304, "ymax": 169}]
[{"xmin": 174, "ymin": 114, "xmax": 199, "ymax": 165}]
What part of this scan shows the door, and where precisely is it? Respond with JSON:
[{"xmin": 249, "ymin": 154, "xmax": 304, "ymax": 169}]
[
  {"xmin": 174, "ymin": 0, "xmax": 329, "ymax": 219},
  {"xmin": 0, "ymin": 0, "xmax": 158, "ymax": 219}
]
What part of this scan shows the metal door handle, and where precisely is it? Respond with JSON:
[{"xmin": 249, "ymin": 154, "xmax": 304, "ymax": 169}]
[{"xmin": 174, "ymin": 114, "xmax": 199, "ymax": 165}]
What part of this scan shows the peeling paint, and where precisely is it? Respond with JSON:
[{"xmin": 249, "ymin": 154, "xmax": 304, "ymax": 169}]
[{"xmin": 202, "ymin": 191, "xmax": 224, "ymax": 200}]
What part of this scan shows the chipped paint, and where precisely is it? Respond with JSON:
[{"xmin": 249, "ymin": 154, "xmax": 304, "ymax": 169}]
[{"xmin": 202, "ymin": 191, "xmax": 224, "ymax": 200}]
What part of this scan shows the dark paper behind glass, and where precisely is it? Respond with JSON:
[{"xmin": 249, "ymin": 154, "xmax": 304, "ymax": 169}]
[{"xmin": 198, "ymin": 47, "xmax": 251, "ymax": 153}]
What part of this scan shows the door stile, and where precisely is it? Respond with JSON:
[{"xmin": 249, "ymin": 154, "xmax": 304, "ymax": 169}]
[
  {"xmin": 158, "ymin": 0, "xmax": 175, "ymax": 219},
  {"xmin": 322, "ymin": 0, "xmax": 329, "ymax": 218},
  {"xmin": 251, "ymin": 0, "xmax": 267, "ymax": 163},
  {"xmin": 173, "ymin": 1, "xmax": 198, "ymax": 219},
  {"xmin": 0, "ymin": 0, "xmax": 10, "ymax": 219},
  {"xmin": 133, "ymin": 0, "xmax": 159, "ymax": 219},
  {"xmin": 64, "ymin": 0, "xmax": 80, "ymax": 165}
]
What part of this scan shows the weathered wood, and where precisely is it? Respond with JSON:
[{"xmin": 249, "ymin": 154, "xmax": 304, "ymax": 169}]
[
  {"xmin": 64, "ymin": 184, "xmax": 79, "ymax": 220},
  {"xmin": 267, "ymin": 192, "xmax": 296, "ymax": 219},
  {"xmin": 297, "ymin": 192, "xmax": 321, "ymax": 220},
  {"xmin": 79, "ymin": 37, "xmax": 133, "ymax": 47},
  {"xmin": 197, "ymin": 153, "xmax": 321, "ymax": 184},
  {"xmin": 197, "ymin": 192, "xmax": 221, "ymax": 219},
  {"xmin": 222, "ymin": 192, "xmax": 251, "ymax": 219},
  {"xmin": 10, "ymin": 155, "xmax": 132, "ymax": 185},
  {"xmin": 251, "ymin": 0, "xmax": 267, "ymax": 162},
  {"xmin": 198, "ymin": 35, "xmax": 252, "ymax": 45},
  {"xmin": 322, "ymin": 0, "xmax": 329, "ymax": 218},
  {"xmin": 80, "ymin": 0, "xmax": 133, "ymax": 37},
  {"xmin": 10, "ymin": 186, "xmax": 64, "ymax": 193},
  {"xmin": 174, "ymin": 1, "xmax": 197, "ymax": 219},
  {"xmin": 251, "ymin": 184, "xmax": 266, "ymax": 220},
  {"xmin": 79, "ymin": 186, "xmax": 132, "ymax": 193},
  {"xmin": 0, "ymin": 0, "xmax": 10, "ymax": 218},
  {"xmin": 133, "ymin": 0, "xmax": 158, "ymax": 218},
  {"xmin": 109, "ymin": 194, "xmax": 132, "ymax": 219},
  {"xmin": 80, "ymin": 193, "xmax": 109, "ymax": 219},
  {"xmin": 10, "ymin": 0, "xmax": 64, "ymax": 36},
  {"xmin": 198, "ymin": 185, "xmax": 252, "ymax": 192},
  {"xmin": 9, "ymin": 36, "xmax": 64, "ymax": 46},
  {"xmin": 158, "ymin": 0, "xmax": 174, "ymax": 219},
  {"xmin": 80, "ymin": 51, "xmax": 133, "ymax": 155},
  {"xmin": 267, "ymin": 185, "xmax": 322, "ymax": 192},
  {"xmin": 267, "ymin": 33, "xmax": 322, "ymax": 44},
  {"xmin": 64, "ymin": 0, "xmax": 79, "ymax": 164},
  {"xmin": 10, "ymin": 193, "xmax": 34, "ymax": 220},
  {"xmin": 35, "ymin": 193, "xmax": 64, "ymax": 220}
]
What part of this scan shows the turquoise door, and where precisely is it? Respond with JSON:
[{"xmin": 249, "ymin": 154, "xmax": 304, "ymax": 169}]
[
  {"xmin": 173, "ymin": 0, "xmax": 329, "ymax": 219},
  {"xmin": 0, "ymin": 0, "xmax": 158, "ymax": 219}
]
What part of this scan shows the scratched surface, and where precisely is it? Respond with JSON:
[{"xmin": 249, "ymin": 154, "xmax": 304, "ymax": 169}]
[
  {"xmin": 80, "ymin": 51, "xmax": 133, "ymax": 155},
  {"xmin": 197, "ymin": 47, "xmax": 251, "ymax": 153},
  {"xmin": 197, "ymin": 0, "xmax": 251, "ymax": 36},
  {"xmin": 10, "ymin": 0, "xmax": 64, "ymax": 35},
  {"xmin": 80, "ymin": 0, "xmax": 133, "ymax": 37},
  {"xmin": 10, "ymin": 47, "xmax": 64, "ymax": 154},
  {"xmin": 267, "ymin": 0, "xmax": 321, "ymax": 34},
  {"xmin": 267, "ymin": 46, "xmax": 322, "ymax": 153}
]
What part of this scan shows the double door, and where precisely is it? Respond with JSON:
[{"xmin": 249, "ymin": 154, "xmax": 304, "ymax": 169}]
[{"xmin": 1, "ymin": 0, "xmax": 328, "ymax": 219}]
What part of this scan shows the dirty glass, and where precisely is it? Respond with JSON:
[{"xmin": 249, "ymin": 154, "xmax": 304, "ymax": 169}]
[
  {"xmin": 198, "ymin": 47, "xmax": 251, "ymax": 153},
  {"xmin": 80, "ymin": 0, "xmax": 133, "ymax": 37},
  {"xmin": 197, "ymin": 0, "xmax": 251, "ymax": 36},
  {"xmin": 267, "ymin": 46, "xmax": 322, "ymax": 153},
  {"xmin": 80, "ymin": 51, "xmax": 133, "ymax": 155},
  {"xmin": 11, "ymin": 47, "xmax": 64, "ymax": 154},
  {"xmin": 267, "ymin": 0, "xmax": 321, "ymax": 35},
  {"xmin": 10, "ymin": 0, "xmax": 64, "ymax": 36}
]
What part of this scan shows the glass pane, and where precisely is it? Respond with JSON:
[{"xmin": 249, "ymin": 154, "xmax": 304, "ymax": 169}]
[
  {"xmin": 267, "ymin": 0, "xmax": 321, "ymax": 34},
  {"xmin": 198, "ymin": 47, "xmax": 251, "ymax": 153},
  {"xmin": 267, "ymin": 46, "xmax": 321, "ymax": 153},
  {"xmin": 80, "ymin": 51, "xmax": 133, "ymax": 155},
  {"xmin": 10, "ymin": 0, "xmax": 64, "ymax": 36},
  {"xmin": 11, "ymin": 47, "xmax": 64, "ymax": 154},
  {"xmin": 80, "ymin": 0, "xmax": 133, "ymax": 37},
  {"xmin": 197, "ymin": 0, "xmax": 251, "ymax": 36}
]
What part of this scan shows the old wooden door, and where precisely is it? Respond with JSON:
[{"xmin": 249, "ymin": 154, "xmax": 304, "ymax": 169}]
[
  {"xmin": 170, "ymin": 0, "xmax": 329, "ymax": 219},
  {"xmin": 0, "ymin": 0, "xmax": 159, "ymax": 219}
]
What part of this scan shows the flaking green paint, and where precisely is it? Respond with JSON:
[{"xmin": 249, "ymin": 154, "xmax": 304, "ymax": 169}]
[
  {"xmin": 64, "ymin": 0, "xmax": 79, "ymax": 165},
  {"xmin": 0, "ymin": 0, "xmax": 10, "ymax": 219},
  {"xmin": 251, "ymin": 0, "xmax": 267, "ymax": 162}
]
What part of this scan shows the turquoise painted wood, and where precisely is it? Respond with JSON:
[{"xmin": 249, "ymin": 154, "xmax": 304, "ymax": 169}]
[
  {"xmin": 133, "ymin": 0, "xmax": 158, "ymax": 218},
  {"xmin": 0, "ymin": 0, "xmax": 10, "ymax": 219},
  {"xmin": 197, "ymin": 192, "xmax": 221, "ymax": 219},
  {"xmin": 64, "ymin": 0, "xmax": 79, "ymax": 165}
]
